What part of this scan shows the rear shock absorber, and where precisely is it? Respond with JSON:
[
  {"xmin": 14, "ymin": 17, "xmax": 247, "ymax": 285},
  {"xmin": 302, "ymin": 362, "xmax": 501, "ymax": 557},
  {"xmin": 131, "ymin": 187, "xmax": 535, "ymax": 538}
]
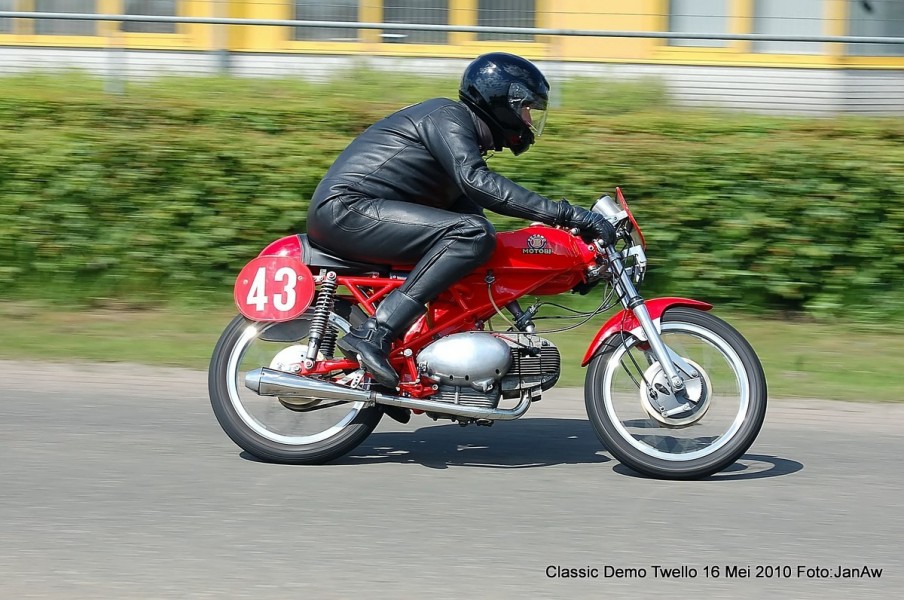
[
  {"xmin": 305, "ymin": 271, "xmax": 338, "ymax": 365},
  {"xmin": 318, "ymin": 312, "xmax": 340, "ymax": 359}
]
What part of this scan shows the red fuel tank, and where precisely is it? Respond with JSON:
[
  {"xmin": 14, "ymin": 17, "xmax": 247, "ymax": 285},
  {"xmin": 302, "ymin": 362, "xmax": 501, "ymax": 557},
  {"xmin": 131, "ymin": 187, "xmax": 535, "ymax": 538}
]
[{"xmin": 477, "ymin": 225, "xmax": 595, "ymax": 296}]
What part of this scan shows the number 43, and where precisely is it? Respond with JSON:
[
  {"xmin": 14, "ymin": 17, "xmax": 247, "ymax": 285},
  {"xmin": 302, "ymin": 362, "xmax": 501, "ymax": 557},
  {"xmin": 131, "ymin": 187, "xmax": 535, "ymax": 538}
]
[{"xmin": 246, "ymin": 266, "xmax": 298, "ymax": 312}]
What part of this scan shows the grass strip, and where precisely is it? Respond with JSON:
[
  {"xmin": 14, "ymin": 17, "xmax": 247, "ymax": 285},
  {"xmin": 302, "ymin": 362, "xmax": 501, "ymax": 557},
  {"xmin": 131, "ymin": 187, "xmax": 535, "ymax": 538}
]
[{"xmin": 1, "ymin": 302, "xmax": 900, "ymax": 403}]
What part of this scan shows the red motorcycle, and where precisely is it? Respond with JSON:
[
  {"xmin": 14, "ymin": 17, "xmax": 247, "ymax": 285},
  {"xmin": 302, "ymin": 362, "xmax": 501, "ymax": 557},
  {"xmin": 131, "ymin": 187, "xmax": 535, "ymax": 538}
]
[{"xmin": 209, "ymin": 189, "xmax": 767, "ymax": 479}]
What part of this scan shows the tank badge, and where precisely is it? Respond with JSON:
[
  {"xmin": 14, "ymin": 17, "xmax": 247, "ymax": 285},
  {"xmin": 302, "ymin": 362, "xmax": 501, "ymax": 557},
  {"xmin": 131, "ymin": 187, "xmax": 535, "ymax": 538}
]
[{"xmin": 523, "ymin": 234, "xmax": 553, "ymax": 255}]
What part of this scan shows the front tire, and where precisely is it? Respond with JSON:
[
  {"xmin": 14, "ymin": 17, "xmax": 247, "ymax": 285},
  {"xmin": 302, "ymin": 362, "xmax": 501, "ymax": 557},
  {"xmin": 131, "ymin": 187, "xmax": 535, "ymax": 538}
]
[
  {"xmin": 209, "ymin": 301, "xmax": 382, "ymax": 464},
  {"xmin": 585, "ymin": 308, "xmax": 767, "ymax": 479}
]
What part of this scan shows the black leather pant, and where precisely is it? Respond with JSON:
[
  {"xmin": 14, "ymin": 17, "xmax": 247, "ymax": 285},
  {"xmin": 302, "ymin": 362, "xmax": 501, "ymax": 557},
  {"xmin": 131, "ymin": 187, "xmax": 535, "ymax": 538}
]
[{"xmin": 307, "ymin": 196, "xmax": 497, "ymax": 304}]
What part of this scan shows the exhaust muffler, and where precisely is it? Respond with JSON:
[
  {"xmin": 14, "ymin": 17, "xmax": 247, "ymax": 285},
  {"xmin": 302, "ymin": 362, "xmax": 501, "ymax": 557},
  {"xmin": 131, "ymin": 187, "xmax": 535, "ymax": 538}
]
[{"xmin": 244, "ymin": 367, "xmax": 531, "ymax": 421}]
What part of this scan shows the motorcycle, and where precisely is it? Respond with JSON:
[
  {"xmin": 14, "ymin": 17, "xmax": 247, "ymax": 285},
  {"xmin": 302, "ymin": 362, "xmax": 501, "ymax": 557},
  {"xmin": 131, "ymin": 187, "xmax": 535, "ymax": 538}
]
[{"xmin": 208, "ymin": 188, "xmax": 767, "ymax": 479}]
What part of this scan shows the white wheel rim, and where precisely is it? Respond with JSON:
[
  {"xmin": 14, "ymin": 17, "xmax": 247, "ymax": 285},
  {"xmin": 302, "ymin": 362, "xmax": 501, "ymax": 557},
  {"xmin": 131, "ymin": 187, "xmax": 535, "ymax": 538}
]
[
  {"xmin": 226, "ymin": 322, "xmax": 365, "ymax": 446},
  {"xmin": 600, "ymin": 322, "xmax": 750, "ymax": 462}
]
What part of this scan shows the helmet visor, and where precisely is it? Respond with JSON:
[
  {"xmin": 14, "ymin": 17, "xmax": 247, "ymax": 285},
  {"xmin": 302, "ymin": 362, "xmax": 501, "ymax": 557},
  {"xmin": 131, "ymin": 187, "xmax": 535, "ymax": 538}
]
[
  {"xmin": 509, "ymin": 82, "xmax": 549, "ymax": 139},
  {"xmin": 520, "ymin": 105, "xmax": 548, "ymax": 138}
]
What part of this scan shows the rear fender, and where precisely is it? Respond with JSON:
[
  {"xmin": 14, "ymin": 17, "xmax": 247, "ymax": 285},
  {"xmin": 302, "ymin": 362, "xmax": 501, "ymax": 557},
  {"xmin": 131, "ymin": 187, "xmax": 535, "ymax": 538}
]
[
  {"xmin": 581, "ymin": 297, "xmax": 713, "ymax": 366},
  {"xmin": 258, "ymin": 234, "xmax": 303, "ymax": 259}
]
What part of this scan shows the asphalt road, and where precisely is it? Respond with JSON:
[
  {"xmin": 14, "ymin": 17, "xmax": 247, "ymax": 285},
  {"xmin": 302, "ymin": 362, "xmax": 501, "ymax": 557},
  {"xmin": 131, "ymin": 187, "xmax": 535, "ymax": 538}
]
[{"xmin": 2, "ymin": 360, "xmax": 902, "ymax": 599}]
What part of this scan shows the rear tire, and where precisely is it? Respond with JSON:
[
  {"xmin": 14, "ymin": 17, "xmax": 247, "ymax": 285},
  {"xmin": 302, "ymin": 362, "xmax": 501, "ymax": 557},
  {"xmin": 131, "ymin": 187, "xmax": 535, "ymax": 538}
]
[
  {"xmin": 209, "ymin": 301, "xmax": 383, "ymax": 464},
  {"xmin": 585, "ymin": 308, "xmax": 767, "ymax": 479}
]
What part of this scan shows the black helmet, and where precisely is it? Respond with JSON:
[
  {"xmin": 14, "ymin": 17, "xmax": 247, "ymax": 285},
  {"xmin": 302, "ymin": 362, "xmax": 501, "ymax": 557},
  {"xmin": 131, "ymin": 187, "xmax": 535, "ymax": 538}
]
[{"xmin": 459, "ymin": 53, "xmax": 550, "ymax": 156}]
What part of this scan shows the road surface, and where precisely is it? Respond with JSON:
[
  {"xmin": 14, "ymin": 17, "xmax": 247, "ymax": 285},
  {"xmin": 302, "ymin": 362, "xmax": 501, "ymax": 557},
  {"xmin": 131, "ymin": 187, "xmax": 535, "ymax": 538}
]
[{"xmin": 1, "ymin": 360, "xmax": 901, "ymax": 599}]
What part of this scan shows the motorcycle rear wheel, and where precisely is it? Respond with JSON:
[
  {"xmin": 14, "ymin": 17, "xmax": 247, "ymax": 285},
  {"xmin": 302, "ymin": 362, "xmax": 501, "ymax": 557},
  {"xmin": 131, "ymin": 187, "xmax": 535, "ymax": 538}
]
[
  {"xmin": 585, "ymin": 307, "xmax": 767, "ymax": 480},
  {"xmin": 208, "ymin": 300, "xmax": 382, "ymax": 464}
]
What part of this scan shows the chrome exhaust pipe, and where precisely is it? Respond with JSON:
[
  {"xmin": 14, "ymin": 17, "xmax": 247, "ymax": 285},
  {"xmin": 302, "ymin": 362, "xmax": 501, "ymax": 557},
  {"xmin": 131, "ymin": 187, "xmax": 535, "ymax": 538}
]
[
  {"xmin": 245, "ymin": 367, "xmax": 532, "ymax": 421},
  {"xmin": 246, "ymin": 368, "xmax": 375, "ymax": 403}
]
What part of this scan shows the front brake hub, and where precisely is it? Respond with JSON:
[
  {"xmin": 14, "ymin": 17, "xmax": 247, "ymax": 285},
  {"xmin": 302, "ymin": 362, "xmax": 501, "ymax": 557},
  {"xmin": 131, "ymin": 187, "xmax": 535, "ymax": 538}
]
[{"xmin": 639, "ymin": 358, "xmax": 712, "ymax": 427}]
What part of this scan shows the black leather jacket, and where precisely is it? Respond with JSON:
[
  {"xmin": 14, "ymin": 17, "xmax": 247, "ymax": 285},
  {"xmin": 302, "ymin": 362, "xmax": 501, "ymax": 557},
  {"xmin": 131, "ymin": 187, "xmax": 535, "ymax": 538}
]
[{"xmin": 311, "ymin": 98, "xmax": 564, "ymax": 224}]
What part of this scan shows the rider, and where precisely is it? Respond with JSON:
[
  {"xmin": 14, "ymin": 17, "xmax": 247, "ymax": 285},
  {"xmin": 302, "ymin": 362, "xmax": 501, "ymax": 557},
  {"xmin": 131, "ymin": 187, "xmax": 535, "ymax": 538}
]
[{"xmin": 306, "ymin": 52, "xmax": 615, "ymax": 389}]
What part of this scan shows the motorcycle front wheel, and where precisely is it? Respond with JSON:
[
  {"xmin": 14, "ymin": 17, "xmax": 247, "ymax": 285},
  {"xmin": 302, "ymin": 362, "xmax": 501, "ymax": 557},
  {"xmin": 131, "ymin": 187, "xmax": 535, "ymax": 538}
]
[
  {"xmin": 585, "ymin": 307, "xmax": 767, "ymax": 480},
  {"xmin": 208, "ymin": 300, "xmax": 383, "ymax": 464}
]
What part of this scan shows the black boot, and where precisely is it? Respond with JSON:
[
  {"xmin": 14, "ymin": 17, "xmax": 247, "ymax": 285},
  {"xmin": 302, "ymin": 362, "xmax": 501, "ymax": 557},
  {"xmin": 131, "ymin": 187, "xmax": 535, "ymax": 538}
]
[{"xmin": 337, "ymin": 290, "xmax": 425, "ymax": 388}]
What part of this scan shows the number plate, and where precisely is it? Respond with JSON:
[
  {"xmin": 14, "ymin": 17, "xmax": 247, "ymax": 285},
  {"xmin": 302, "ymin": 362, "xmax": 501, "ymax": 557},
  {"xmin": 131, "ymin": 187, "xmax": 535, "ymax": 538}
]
[{"xmin": 234, "ymin": 256, "xmax": 316, "ymax": 322}]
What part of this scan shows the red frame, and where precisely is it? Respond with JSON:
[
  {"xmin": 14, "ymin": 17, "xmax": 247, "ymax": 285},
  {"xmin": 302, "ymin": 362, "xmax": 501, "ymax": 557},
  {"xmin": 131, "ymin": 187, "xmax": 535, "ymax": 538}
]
[{"xmin": 255, "ymin": 224, "xmax": 597, "ymax": 396}]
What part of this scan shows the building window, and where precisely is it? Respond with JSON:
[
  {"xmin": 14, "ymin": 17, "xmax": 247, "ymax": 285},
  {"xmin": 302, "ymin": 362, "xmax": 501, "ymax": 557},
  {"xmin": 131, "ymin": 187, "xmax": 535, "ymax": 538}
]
[
  {"xmin": 753, "ymin": 0, "xmax": 823, "ymax": 54},
  {"xmin": 477, "ymin": 0, "xmax": 535, "ymax": 42},
  {"xmin": 35, "ymin": 0, "xmax": 97, "ymax": 36},
  {"xmin": 293, "ymin": 0, "xmax": 359, "ymax": 41},
  {"xmin": 668, "ymin": 0, "xmax": 729, "ymax": 47},
  {"xmin": 849, "ymin": 0, "xmax": 904, "ymax": 56},
  {"xmin": 0, "ymin": 0, "xmax": 14, "ymax": 34},
  {"xmin": 123, "ymin": 0, "xmax": 177, "ymax": 34},
  {"xmin": 383, "ymin": 0, "xmax": 448, "ymax": 44}
]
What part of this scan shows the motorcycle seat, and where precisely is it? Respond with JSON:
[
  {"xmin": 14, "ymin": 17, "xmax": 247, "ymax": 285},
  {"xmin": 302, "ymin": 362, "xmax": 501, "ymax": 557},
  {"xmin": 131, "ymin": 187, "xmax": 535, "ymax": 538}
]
[{"xmin": 298, "ymin": 234, "xmax": 393, "ymax": 276}]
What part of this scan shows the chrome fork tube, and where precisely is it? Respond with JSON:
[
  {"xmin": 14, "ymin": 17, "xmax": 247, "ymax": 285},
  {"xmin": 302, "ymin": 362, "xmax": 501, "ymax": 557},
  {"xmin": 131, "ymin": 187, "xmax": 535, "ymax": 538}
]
[
  {"xmin": 632, "ymin": 304, "xmax": 685, "ymax": 391},
  {"xmin": 606, "ymin": 245, "xmax": 686, "ymax": 392}
]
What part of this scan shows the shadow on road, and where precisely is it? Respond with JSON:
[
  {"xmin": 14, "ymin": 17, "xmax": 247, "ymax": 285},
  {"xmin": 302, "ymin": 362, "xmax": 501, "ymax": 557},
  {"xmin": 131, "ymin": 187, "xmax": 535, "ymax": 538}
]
[
  {"xmin": 239, "ymin": 417, "xmax": 802, "ymax": 478},
  {"xmin": 342, "ymin": 418, "xmax": 610, "ymax": 469},
  {"xmin": 613, "ymin": 454, "xmax": 804, "ymax": 480}
]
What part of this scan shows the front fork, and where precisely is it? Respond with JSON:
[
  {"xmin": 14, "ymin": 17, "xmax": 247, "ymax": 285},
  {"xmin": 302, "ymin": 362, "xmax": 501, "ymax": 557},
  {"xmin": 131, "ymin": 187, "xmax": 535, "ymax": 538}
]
[{"xmin": 605, "ymin": 246, "xmax": 695, "ymax": 396}]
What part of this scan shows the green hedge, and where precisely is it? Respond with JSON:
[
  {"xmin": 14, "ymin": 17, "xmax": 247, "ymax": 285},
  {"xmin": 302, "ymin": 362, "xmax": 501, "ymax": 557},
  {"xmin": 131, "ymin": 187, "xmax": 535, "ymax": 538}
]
[{"xmin": 1, "ymin": 73, "xmax": 903, "ymax": 318}]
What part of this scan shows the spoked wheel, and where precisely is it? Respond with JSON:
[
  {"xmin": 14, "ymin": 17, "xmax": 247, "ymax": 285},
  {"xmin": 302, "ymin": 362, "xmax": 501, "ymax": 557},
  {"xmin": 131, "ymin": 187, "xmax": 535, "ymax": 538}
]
[
  {"xmin": 585, "ymin": 308, "xmax": 767, "ymax": 479},
  {"xmin": 208, "ymin": 300, "xmax": 382, "ymax": 464}
]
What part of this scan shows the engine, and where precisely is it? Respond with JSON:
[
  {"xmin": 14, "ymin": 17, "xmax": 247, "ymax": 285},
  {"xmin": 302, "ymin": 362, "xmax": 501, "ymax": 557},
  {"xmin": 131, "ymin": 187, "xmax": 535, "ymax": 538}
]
[
  {"xmin": 416, "ymin": 332, "xmax": 561, "ymax": 411},
  {"xmin": 498, "ymin": 333, "xmax": 561, "ymax": 398}
]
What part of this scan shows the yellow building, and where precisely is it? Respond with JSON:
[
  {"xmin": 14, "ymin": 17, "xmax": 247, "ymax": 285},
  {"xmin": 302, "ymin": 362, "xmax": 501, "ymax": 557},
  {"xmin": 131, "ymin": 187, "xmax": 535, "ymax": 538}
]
[
  {"xmin": 1, "ymin": 1, "xmax": 902, "ymax": 113},
  {"xmin": 1, "ymin": 1, "xmax": 902, "ymax": 66}
]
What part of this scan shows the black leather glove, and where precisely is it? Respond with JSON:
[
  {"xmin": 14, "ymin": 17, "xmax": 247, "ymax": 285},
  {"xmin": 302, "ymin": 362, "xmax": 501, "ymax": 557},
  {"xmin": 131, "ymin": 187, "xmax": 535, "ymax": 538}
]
[{"xmin": 556, "ymin": 199, "xmax": 616, "ymax": 245}]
